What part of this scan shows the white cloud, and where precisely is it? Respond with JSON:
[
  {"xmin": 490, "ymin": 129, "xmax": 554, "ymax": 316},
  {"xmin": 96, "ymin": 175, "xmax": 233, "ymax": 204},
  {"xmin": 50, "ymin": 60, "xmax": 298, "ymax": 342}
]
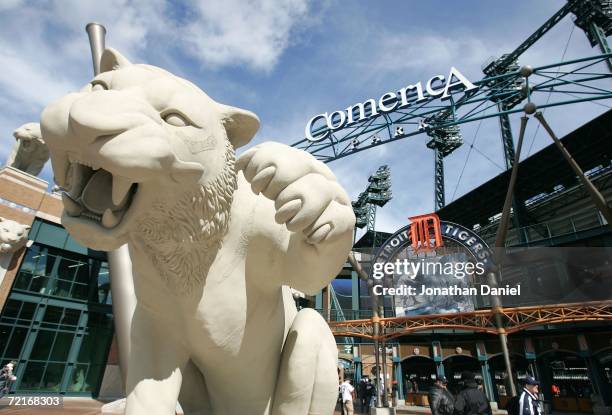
[
  {"xmin": 371, "ymin": 34, "xmax": 491, "ymax": 74},
  {"xmin": 0, "ymin": 0, "xmax": 23, "ymax": 11},
  {"xmin": 184, "ymin": 0, "xmax": 310, "ymax": 71},
  {"xmin": 0, "ymin": 40, "xmax": 78, "ymax": 110}
]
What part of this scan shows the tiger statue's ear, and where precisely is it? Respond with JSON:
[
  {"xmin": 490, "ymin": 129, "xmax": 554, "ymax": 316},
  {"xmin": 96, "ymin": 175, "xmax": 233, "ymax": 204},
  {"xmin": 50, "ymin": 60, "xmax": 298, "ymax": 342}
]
[
  {"xmin": 100, "ymin": 48, "xmax": 132, "ymax": 73},
  {"xmin": 218, "ymin": 104, "xmax": 260, "ymax": 149}
]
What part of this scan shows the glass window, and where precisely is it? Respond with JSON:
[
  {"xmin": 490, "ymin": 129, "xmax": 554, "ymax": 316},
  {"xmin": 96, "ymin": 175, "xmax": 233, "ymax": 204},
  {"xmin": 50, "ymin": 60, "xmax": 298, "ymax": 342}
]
[
  {"xmin": 97, "ymin": 263, "xmax": 109, "ymax": 280},
  {"xmin": 86, "ymin": 364, "xmax": 103, "ymax": 393},
  {"xmin": 1, "ymin": 223, "xmax": 114, "ymax": 396},
  {"xmin": 61, "ymin": 309, "xmax": 80, "ymax": 329},
  {"xmin": 50, "ymin": 332, "xmax": 73, "ymax": 361},
  {"xmin": 42, "ymin": 306, "xmax": 63, "ymax": 325},
  {"xmin": 74, "ymin": 261, "xmax": 91, "ymax": 284},
  {"xmin": 29, "ymin": 275, "xmax": 49, "ymax": 294},
  {"xmin": 71, "ymin": 283, "xmax": 89, "ymax": 301},
  {"xmin": 77, "ymin": 334, "xmax": 92, "ymax": 364},
  {"xmin": 97, "ymin": 283, "xmax": 111, "ymax": 304},
  {"xmin": 13, "ymin": 273, "xmax": 31, "ymax": 291},
  {"xmin": 19, "ymin": 246, "xmax": 41, "ymax": 274},
  {"xmin": 39, "ymin": 252, "xmax": 56, "ymax": 277},
  {"xmin": 359, "ymin": 279, "xmax": 372, "ymax": 310},
  {"xmin": 14, "ymin": 241, "xmax": 112, "ymax": 303},
  {"xmin": 57, "ymin": 257, "xmax": 80, "ymax": 283},
  {"xmin": 78, "ymin": 329, "xmax": 111, "ymax": 365},
  {"xmin": 2, "ymin": 300, "xmax": 20, "ymax": 318},
  {"xmin": 35, "ymin": 222, "xmax": 67, "ymax": 249},
  {"xmin": 68, "ymin": 364, "xmax": 90, "ymax": 392},
  {"xmin": 95, "ymin": 263, "xmax": 111, "ymax": 304},
  {"xmin": 4, "ymin": 327, "xmax": 27, "ymax": 359},
  {"xmin": 64, "ymin": 236, "xmax": 88, "ymax": 255},
  {"xmin": 28, "ymin": 219, "xmax": 41, "ymax": 241},
  {"xmin": 331, "ymin": 278, "xmax": 353, "ymax": 310},
  {"xmin": 0, "ymin": 324, "xmax": 12, "ymax": 356},
  {"xmin": 41, "ymin": 363, "xmax": 64, "ymax": 392},
  {"xmin": 19, "ymin": 302, "xmax": 36, "ymax": 321},
  {"xmin": 88, "ymin": 312, "xmax": 113, "ymax": 330},
  {"xmin": 19, "ymin": 361, "xmax": 45, "ymax": 390},
  {"xmin": 30, "ymin": 330, "xmax": 54, "ymax": 360},
  {"xmin": 30, "ymin": 219, "xmax": 103, "ymax": 257},
  {"xmin": 50, "ymin": 280, "xmax": 72, "ymax": 298}
]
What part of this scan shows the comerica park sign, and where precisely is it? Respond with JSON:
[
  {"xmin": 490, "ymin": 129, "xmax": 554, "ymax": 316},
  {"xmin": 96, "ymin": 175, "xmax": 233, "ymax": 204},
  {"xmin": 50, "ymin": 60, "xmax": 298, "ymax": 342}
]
[{"xmin": 305, "ymin": 67, "xmax": 478, "ymax": 142}]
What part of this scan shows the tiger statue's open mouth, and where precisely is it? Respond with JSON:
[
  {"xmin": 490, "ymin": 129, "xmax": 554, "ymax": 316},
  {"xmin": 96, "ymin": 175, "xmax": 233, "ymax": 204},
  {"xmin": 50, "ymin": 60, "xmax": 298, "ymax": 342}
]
[{"xmin": 60, "ymin": 156, "xmax": 138, "ymax": 229}]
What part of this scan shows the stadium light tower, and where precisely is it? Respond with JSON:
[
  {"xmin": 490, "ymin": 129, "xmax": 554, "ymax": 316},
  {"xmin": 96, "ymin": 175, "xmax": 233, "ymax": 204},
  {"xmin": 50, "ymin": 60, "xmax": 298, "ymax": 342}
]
[
  {"xmin": 352, "ymin": 165, "xmax": 392, "ymax": 241},
  {"xmin": 424, "ymin": 109, "xmax": 463, "ymax": 210},
  {"xmin": 571, "ymin": 0, "xmax": 612, "ymax": 71}
]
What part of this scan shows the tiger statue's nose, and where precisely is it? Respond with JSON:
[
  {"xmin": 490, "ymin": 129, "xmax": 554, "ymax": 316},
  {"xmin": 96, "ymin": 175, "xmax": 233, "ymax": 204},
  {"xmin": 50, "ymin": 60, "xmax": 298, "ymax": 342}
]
[{"xmin": 67, "ymin": 90, "xmax": 161, "ymax": 144}]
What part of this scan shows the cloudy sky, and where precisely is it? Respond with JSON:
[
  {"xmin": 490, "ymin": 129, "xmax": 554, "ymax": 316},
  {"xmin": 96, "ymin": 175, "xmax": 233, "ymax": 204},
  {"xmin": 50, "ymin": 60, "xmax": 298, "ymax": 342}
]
[{"xmin": 0, "ymin": 0, "xmax": 609, "ymax": 235}]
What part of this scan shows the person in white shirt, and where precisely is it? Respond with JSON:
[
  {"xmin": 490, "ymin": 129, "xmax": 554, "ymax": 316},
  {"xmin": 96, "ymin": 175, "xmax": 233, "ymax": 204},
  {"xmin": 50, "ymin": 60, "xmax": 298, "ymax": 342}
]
[{"xmin": 340, "ymin": 379, "xmax": 355, "ymax": 415}]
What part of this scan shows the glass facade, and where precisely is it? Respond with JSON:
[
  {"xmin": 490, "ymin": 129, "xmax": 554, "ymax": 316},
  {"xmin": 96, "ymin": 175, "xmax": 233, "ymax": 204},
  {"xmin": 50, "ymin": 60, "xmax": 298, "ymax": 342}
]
[{"xmin": 0, "ymin": 219, "xmax": 113, "ymax": 396}]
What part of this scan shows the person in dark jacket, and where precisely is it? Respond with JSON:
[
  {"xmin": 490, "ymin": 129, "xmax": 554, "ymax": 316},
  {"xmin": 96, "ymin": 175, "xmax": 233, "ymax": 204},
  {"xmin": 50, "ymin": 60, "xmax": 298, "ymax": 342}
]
[
  {"xmin": 357, "ymin": 379, "xmax": 368, "ymax": 413},
  {"xmin": 454, "ymin": 371, "xmax": 492, "ymax": 415},
  {"xmin": 365, "ymin": 378, "xmax": 375, "ymax": 408},
  {"xmin": 429, "ymin": 375, "xmax": 454, "ymax": 415},
  {"xmin": 517, "ymin": 376, "xmax": 542, "ymax": 415}
]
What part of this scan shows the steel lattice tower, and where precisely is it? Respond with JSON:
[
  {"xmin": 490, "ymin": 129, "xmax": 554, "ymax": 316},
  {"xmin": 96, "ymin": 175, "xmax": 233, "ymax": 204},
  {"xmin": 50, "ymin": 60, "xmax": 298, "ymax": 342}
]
[
  {"xmin": 572, "ymin": 0, "xmax": 612, "ymax": 70},
  {"xmin": 424, "ymin": 109, "xmax": 463, "ymax": 210},
  {"xmin": 352, "ymin": 166, "xmax": 392, "ymax": 236}
]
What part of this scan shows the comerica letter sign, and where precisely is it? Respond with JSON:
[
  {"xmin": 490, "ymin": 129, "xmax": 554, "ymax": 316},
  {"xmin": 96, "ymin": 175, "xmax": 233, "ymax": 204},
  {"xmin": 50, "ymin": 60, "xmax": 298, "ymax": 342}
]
[{"xmin": 305, "ymin": 67, "xmax": 478, "ymax": 141}]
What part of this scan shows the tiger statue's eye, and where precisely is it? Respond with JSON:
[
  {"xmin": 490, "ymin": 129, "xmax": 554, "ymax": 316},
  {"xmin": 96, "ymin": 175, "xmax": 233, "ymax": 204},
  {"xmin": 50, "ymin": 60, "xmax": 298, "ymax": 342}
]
[
  {"xmin": 163, "ymin": 112, "xmax": 189, "ymax": 127},
  {"xmin": 91, "ymin": 80, "xmax": 109, "ymax": 91}
]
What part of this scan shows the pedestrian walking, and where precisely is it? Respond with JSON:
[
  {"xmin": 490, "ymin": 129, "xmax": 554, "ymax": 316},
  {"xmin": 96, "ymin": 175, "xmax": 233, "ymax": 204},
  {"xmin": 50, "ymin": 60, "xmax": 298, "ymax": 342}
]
[
  {"xmin": 357, "ymin": 378, "xmax": 368, "ymax": 412},
  {"xmin": 365, "ymin": 377, "xmax": 375, "ymax": 408},
  {"xmin": 0, "ymin": 362, "xmax": 17, "ymax": 399},
  {"xmin": 428, "ymin": 375, "xmax": 454, "ymax": 415},
  {"xmin": 454, "ymin": 371, "xmax": 491, "ymax": 415},
  {"xmin": 505, "ymin": 376, "xmax": 543, "ymax": 415},
  {"xmin": 340, "ymin": 378, "xmax": 355, "ymax": 415}
]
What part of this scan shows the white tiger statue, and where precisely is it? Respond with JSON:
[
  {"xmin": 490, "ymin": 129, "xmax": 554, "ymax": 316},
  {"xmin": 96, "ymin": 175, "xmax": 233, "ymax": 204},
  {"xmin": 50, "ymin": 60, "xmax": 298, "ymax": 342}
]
[
  {"xmin": 40, "ymin": 48, "xmax": 355, "ymax": 415},
  {"xmin": 0, "ymin": 218, "xmax": 30, "ymax": 254},
  {"xmin": 5, "ymin": 122, "xmax": 49, "ymax": 176}
]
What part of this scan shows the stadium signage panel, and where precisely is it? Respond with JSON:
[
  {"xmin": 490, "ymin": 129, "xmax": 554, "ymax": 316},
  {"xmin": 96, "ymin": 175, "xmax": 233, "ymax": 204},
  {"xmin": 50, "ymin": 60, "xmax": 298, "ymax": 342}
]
[
  {"xmin": 373, "ymin": 214, "xmax": 492, "ymax": 279},
  {"xmin": 369, "ymin": 213, "xmax": 503, "ymax": 316},
  {"xmin": 305, "ymin": 67, "xmax": 478, "ymax": 142}
]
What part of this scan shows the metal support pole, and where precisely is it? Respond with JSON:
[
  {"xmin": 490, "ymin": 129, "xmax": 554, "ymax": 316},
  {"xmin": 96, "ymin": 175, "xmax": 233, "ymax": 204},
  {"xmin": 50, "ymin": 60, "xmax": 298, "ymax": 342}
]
[
  {"xmin": 489, "ymin": 114, "xmax": 529, "ymax": 398},
  {"xmin": 497, "ymin": 108, "xmax": 516, "ymax": 170},
  {"xmin": 486, "ymin": 271, "xmax": 517, "ymax": 397},
  {"xmin": 373, "ymin": 316, "xmax": 382, "ymax": 408},
  {"xmin": 496, "ymin": 105, "xmax": 528, "ymax": 237},
  {"xmin": 434, "ymin": 147, "xmax": 445, "ymax": 210},
  {"xmin": 381, "ymin": 338, "xmax": 389, "ymax": 407},
  {"xmin": 348, "ymin": 252, "xmax": 384, "ymax": 407},
  {"xmin": 480, "ymin": 360, "xmax": 495, "ymax": 402},
  {"xmin": 534, "ymin": 111, "xmax": 612, "ymax": 225},
  {"xmin": 395, "ymin": 359, "xmax": 404, "ymax": 401},
  {"xmin": 494, "ymin": 115, "xmax": 529, "ymax": 248},
  {"xmin": 86, "ymin": 22, "xmax": 136, "ymax": 392}
]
